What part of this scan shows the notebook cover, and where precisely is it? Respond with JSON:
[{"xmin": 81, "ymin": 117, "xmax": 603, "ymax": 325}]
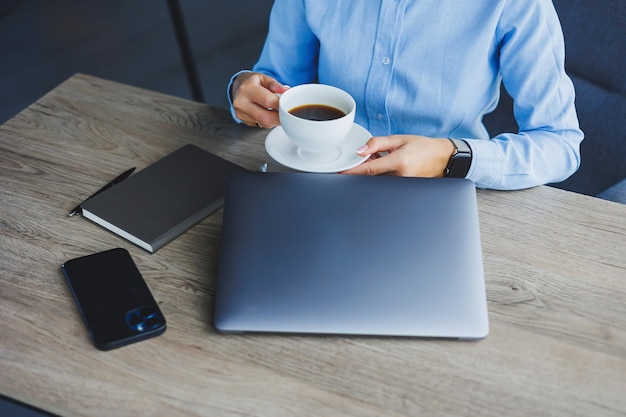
[{"xmin": 82, "ymin": 144, "xmax": 246, "ymax": 252}]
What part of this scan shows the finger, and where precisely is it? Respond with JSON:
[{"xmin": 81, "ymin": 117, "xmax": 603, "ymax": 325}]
[
  {"xmin": 267, "ymin": 80, "xmax": 290, "ymax": 94},
  {"xmin": 234, "ymin": 94, "xmax": 280, "ymax": 128},
  {"xmin": 243, "ymin": 108, "xmax": 281, "ymax": 129},
  {"xmin": 252, "ymin": 85, "xmax": 282, "ymax": 110},
  {"xmin": 240, "ymin": 111, "xmax": 280, "ymax": 129},
  {"xmin": 341, "ymin": 154, "xmax": 398, "ymax": 176},
  {"xmin": 256, "ymin": 75, "xmax": 290, "ymax": 108},
  {"xmin": 237, "ymin": 109, "xmax": 278, "ymax": 129},
  {"xmin": 233, "ymin": 74, "xmax": 285, "ymax": 126},
  {"xmin": 356, "ymin": 136, "xmax": 406, "ymax": 156},
  {"xmin": 238, "ymin": 84, "xmax": 287, "ymax": 128},
  {"xmin": 242, "ymin": 120, "xmax": 266, "ymax": 129},
  {"xmin": 235, "ymin": 82, "xmax": 279, "ymax": 112}
]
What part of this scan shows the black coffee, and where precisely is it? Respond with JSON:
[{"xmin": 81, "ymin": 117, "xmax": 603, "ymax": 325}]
[{"xmin": 289, "ymin": 104, "xmax": 346, "ymax": 121}]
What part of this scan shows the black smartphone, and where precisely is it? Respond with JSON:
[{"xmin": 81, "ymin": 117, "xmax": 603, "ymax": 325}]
[{"xmin": 61, "ymin": 248, "xmax": 166, "ymax": 350}]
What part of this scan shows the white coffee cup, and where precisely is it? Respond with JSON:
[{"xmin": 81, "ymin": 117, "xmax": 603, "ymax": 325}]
[{"xmin": 279, "ymin": 84, "xmax": 356, "ymax": 161}]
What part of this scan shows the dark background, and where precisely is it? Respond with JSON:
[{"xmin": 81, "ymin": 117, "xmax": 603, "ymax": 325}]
[{"xmin": 0, "ymin": 0, "xmax": 273, "ymax": 124}]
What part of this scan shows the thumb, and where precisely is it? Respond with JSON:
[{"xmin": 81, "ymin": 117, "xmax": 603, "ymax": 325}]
[
  {"xmin": 356, "ymin": 136, "xmax": 401, "ymax": 155},
  {"xmin": 265, "ymin": 78, "xmax": 291, "ymax": 94}
]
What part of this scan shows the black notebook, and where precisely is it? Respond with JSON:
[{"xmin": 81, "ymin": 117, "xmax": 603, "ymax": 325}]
[{"xmin": 81, "ymin": 144, "xmax": 246, "ymax": 252}]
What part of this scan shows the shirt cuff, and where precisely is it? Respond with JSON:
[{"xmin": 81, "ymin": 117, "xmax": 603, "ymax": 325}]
[
  {"xmin": 226, "ymin": 69, "xmax": 252, "ymax": 123},
  {"xmin": 462, "ymin": 138, "xmax": 504, "ymax": 189}
]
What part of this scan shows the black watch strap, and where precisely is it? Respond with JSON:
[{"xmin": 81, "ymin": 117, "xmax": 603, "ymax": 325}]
[{"xmin": 444, "ymin": 139, "xmax": 472, "ymax": 178}]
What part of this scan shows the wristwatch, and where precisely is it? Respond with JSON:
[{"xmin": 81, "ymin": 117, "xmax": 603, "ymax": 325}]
[{"xmin": 444, "ymin": 138, "xmax": 472, "ymax": 178}]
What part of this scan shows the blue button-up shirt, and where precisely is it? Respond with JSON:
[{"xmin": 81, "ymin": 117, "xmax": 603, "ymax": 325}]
[{"xmin": 229, "ymin": 0, "xmax": 583, "ymax": 190}]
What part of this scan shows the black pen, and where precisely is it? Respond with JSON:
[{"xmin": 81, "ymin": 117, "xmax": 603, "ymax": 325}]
[{"xmin": 68, "ymin": 167, "xmax": 136, "ymax": 217}]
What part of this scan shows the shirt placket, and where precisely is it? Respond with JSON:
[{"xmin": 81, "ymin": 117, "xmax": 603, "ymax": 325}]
[{"xmin": 364, "ymin": 0, "xmax": 406, "ymax": 135}]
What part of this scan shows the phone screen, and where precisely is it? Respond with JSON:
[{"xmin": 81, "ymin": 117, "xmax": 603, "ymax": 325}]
[{"xmin": 62, "ymin": 248, "xmax": 166, "ymax": 350}]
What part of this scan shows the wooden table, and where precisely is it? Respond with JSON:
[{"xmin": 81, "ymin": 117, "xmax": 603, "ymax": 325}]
[{"xmin": 1, "ymin": 74, "xmax": 625, "ymax": 417}]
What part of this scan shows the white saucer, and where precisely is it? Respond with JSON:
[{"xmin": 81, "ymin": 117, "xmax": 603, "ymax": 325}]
[{"xmin": 265, "ymin": 124, "xmax": 371, "ymax": 173}]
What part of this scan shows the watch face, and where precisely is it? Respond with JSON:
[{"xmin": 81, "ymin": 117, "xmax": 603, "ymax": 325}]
[
  {"xmin": 445, "ymin": 140, "xmax": 472, "ymax": 178},
  {"xmin": 447, "ymin": 154, "xmax": 472, "ymax": 178}
]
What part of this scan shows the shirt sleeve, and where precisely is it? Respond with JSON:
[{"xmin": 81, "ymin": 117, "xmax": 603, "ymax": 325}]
[
  {"xmin": 252, "ymin": 0, "xmax": 320, "ymax": 86},
  {"xmin": 466, "ymin": 0, "xmax": 584, "ymax": 190},
  {"xmin": 226, "ymin": 0, "xmax": 319, "ymax": 123}
]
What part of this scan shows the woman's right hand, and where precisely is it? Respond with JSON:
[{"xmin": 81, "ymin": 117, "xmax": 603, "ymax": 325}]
[{"xmin": 231, "ymin": 72, "xmax": 290, "ymax": 129}]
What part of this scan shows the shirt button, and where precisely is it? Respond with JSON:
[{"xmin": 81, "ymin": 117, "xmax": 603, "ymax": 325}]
[
  {"xmin": 377, "ymin": 113, "xmax": 384, "ymax": 120},
  {"xmin": 382, "ymin": 56, "xmax": 391, "ymax": 65}
]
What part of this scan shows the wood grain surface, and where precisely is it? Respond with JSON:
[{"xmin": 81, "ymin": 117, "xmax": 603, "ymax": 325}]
[{"xmin": 1, "ymin": 74, "xmax": 625, "ymax": 417}]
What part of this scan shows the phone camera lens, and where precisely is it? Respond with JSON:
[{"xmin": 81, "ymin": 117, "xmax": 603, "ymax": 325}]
[{"xmin": 128, "ymin": 314, "xmax": 143, "ymax": 326}]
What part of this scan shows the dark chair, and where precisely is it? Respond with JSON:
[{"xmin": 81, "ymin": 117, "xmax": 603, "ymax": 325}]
[
  {"xmin": 597, "ymin": 178, "xmax": 626, "ymax": 204},
  {"xmin": 484, "ymin": 0, "xmax": 626, "ymax": 202},
  {"xmin": 164, "ymin": 1, "xmax": 273, "ymax": 108},
  {"xmin": 167, "ymin": 0, "xmax": 204, "ymax": 102}
]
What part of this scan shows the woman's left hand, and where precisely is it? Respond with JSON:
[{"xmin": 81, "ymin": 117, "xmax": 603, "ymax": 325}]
[{"xmin": 341, "ymin": 135, "xmax": 455, "ymax": 177}]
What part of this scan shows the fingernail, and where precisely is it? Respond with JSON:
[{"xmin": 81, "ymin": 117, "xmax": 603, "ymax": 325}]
[{"xmin": 356, "ymin": 145, "xmax": 368, "ymax": 154}]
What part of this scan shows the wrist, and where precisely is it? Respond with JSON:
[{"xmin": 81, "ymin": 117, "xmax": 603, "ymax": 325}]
[
  {"xmin": 437, "ymin": 138, "xmax": 456, "ymax": 177},
  {"xmin": 229, "ymin": 70, "xmax": 252, "ymax": 100}
]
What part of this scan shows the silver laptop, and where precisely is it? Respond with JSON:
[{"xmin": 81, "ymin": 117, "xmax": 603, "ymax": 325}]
[{"xmin": 214, "ymin": 172, "xmax": 489, "ymax": 339}]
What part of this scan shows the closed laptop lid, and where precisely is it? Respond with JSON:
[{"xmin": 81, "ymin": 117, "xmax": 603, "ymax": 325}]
[{"xmin": 214, "ymin": 172, "xmax": 489, "ymax": 339}]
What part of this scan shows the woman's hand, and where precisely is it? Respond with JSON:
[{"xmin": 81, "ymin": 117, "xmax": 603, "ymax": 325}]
[
  {"xmin": 341, "ymin": 135, "xmax": 455, "ymax": 177},
  {"xmin": 231, "ymin": 72, "xmax": 290, "ymax": 128}
]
